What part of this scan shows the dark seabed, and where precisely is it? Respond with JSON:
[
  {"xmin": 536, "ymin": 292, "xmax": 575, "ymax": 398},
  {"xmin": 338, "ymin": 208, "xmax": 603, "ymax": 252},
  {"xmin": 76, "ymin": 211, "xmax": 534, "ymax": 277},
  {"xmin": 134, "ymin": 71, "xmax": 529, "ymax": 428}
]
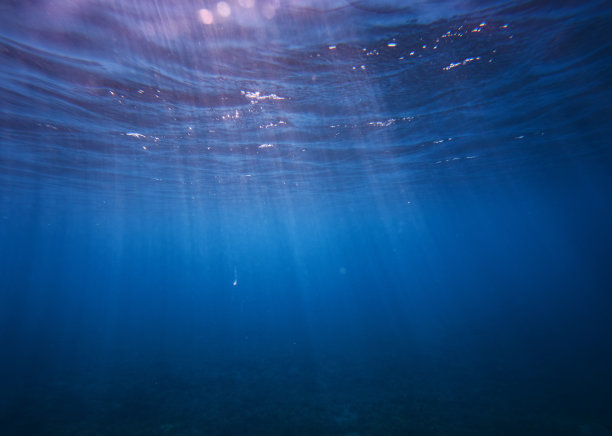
[{"xmin": 1, "ymin": 0, "xmax": 611, "ymax": 434}]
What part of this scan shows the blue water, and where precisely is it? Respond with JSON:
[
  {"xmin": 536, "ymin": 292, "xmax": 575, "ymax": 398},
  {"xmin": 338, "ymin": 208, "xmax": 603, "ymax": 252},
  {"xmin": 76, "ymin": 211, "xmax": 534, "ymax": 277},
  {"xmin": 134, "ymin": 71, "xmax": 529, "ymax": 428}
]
[{"xmin": 1, "ymin": 0, "xmax": 611, "ymax": 434}]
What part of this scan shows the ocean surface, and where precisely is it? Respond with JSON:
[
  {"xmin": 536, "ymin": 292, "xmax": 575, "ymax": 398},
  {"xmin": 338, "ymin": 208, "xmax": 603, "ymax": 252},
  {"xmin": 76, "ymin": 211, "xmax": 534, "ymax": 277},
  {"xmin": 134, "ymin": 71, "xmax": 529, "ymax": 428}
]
[{"xmin": 1, "ymin": 0, "xmax": 611, "ymax": 434}]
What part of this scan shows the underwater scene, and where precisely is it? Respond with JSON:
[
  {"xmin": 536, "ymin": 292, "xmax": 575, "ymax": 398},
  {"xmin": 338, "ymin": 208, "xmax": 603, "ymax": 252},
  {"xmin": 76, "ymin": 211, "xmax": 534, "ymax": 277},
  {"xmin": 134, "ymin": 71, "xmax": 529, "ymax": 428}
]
[{"xmin": 1, "ymin": 0, "xmax": 611, "ymax": 434}]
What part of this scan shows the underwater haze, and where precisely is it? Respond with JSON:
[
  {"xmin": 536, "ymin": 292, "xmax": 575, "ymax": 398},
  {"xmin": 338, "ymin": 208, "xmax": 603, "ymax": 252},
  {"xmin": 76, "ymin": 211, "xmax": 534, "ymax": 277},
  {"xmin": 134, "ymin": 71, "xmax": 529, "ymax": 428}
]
[{"xmin": 1, "ymin": 0, "xmax": 612, "ymax": 434}]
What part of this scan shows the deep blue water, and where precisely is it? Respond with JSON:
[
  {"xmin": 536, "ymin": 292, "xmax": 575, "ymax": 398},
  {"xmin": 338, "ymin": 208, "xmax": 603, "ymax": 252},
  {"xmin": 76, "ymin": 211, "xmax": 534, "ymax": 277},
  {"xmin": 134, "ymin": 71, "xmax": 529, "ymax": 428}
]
[{"xmin": 1, "ymin": 0, "xmax": 612, "ymax": 434}]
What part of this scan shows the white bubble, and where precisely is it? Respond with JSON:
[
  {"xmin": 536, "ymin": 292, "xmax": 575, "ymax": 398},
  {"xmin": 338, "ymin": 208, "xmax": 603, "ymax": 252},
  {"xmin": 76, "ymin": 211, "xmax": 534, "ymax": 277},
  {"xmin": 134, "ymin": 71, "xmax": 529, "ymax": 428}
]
[
  {"xmin": 198, "ymin": 9, "xmax": 214, "ymax": 25},
  {"xmin": 217, "ymin": 2, "xmax": 231, "ymax": 17}
]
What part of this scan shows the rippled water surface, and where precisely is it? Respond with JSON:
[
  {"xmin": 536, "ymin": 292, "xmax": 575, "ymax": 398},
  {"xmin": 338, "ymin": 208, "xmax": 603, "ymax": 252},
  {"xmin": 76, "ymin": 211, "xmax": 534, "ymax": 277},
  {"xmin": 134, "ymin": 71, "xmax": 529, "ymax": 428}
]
[
  {"xmin": 2, "ymin": 0, "xmax": 609, "ymax": 205},
  {"xmin": 1, "ymin": 1, "xmax": 611, "ymax": 435}
]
